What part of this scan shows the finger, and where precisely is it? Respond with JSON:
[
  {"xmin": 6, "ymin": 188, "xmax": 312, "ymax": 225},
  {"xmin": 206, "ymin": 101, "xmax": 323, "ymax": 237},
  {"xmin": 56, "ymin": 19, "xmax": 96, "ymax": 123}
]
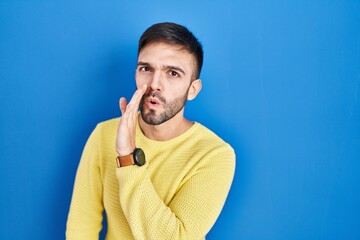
[
  {"xmin": 132, "ymin": 84, "xmax": 147, "ymax": 122},
  {"xmin": 131, "ymin": 84, "xmax": 147, "ymax": 118},
  {"xmin": 126, "ymin": 85, "xmax": 147, "ymax": 122},
  {"xmin": 120, "ymin": 85, "xmax": 147, "ymax": 129},
  {"xmin": 119, "ymin": 97, "xmax": 127, "ymax": 116},
  {"xmin": 127, "ymin": 84, "xmax": 147, "ymax": 108}
]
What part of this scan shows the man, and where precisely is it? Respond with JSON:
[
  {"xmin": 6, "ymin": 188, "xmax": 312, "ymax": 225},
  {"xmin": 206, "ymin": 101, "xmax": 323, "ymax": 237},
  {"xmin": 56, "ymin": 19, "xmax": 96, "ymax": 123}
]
[{"xmin": 66, "ymin": 22, "xmax": 235, "ymax": 240}]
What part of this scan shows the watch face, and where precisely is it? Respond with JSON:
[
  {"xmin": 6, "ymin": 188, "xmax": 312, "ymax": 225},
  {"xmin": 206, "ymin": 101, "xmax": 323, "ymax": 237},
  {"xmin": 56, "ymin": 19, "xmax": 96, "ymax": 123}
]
[{"xmin": 134, "ymin": 148, "xmax": 146, "ymax": 166}]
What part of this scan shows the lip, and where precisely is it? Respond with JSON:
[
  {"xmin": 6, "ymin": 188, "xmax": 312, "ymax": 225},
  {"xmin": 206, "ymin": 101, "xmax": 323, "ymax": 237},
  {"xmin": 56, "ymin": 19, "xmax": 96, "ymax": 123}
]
[
  {"xmin": 148, "ymin": 97, "xmax": 159, "ymax": 104},
  {"xmin": 145, "ymin": 97, "xmax": 161, "ymax": 108}
]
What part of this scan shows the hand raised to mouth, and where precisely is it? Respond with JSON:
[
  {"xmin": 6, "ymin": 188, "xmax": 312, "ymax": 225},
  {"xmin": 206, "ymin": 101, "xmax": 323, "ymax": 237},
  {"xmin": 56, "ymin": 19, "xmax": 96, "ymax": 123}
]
[{"xmin": 115, "ymin": 84, "xmax": 147, "ymax": 157}]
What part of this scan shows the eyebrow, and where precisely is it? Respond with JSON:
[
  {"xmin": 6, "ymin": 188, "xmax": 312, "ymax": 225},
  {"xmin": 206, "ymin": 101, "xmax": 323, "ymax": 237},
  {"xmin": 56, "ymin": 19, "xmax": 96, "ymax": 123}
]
[{"xmin": 137, "ymin": 61, "xmax": 186, "ymax": 76}]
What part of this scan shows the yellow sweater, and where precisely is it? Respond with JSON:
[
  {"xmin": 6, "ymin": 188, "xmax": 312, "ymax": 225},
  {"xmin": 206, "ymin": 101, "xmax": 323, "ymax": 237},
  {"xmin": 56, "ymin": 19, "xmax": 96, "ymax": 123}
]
[{"xmin": 66, "ymin": 117, "xmax": 235, "ymax": 240}]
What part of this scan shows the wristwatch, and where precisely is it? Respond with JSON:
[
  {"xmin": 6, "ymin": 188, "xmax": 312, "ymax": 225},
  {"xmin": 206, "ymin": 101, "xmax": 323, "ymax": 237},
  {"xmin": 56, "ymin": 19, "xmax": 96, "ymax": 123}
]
[{"xmin": 116, "ymin": 148, "xmax": 146, "ymax": 167}]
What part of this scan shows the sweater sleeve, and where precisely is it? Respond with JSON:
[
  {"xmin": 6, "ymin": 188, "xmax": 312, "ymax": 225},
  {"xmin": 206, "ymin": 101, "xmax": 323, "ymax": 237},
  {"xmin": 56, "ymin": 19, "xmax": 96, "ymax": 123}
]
[
  {"xmin": 66, "ymin": 125, "xmax": 104, "ymax": 240},
  {"xmin": 116, "ymin": 145, "xmax": 235, "ymax": 240}
]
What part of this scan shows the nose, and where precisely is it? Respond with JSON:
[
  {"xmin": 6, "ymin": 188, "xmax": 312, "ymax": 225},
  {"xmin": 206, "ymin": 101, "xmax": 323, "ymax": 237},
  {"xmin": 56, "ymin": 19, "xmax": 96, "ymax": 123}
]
[{"xmin": 149, "ymin": 71, "xmax": 162, "ymax": 91}]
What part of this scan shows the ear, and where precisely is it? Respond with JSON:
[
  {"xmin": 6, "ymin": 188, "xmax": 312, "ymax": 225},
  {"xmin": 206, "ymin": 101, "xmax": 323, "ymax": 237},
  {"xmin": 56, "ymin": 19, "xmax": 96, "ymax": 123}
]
[{"xmin": 187, "ymin": 79, "xmax": 202, "ymax": 101}]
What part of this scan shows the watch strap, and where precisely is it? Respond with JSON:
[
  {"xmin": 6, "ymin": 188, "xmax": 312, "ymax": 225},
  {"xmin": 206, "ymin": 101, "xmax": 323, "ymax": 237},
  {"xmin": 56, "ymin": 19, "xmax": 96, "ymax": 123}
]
[{"xmin": 116, "ymin": 153, "xmax": 135, "ymax": 167}]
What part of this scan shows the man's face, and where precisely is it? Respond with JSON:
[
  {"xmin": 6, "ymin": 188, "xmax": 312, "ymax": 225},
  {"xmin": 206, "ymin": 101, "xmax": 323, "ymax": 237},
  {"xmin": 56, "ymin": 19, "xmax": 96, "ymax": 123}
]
[{"xmin": 136, "ymin": 42, "xmax": 196, "ymax": 125}]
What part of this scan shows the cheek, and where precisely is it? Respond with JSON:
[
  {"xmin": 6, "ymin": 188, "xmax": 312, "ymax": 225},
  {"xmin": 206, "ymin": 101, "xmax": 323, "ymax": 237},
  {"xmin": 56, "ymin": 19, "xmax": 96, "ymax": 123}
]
[
  {"xmin": 165, "ymin": 84, "xmax": 189, "ymax": 99},
  {"xmin": 135, "ymin": 72, "xmax": 152, "ymax": 87},
  {"xmin": 135, "ymin": 74, "xmax": 145, "ymax": 89}
]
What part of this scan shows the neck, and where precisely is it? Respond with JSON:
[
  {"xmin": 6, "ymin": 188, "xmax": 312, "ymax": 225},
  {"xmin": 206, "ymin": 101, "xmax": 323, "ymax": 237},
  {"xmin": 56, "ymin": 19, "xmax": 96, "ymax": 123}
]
[{"xmin": 138, "ymin": 109, "xmax": 193, "ymax": 141}]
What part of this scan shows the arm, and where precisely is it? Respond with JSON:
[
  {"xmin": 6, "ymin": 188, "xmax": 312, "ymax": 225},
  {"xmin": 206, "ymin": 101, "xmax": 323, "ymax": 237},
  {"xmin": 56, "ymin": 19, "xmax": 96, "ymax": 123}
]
[
  {"xmin": 117, "ymin": 147, "xmax": 235, "ymax": 240},
  {"xmin": 66, "ymin": 126, "xmax": 104, "ymax": 240}
]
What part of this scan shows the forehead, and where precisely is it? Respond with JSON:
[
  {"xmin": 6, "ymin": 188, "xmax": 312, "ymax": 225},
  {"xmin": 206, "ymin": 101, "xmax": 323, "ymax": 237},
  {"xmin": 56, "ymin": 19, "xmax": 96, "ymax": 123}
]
[{"xmin": 138, "ymin": 42, "xmax": 196, "ymax": 75}]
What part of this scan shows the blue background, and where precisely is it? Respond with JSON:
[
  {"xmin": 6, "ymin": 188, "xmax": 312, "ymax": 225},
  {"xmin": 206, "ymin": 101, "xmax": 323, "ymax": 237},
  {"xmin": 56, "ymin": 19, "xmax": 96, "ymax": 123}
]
[{"xmin": 1, "ymin": 1, "xmax": 359, "ymax": 239}]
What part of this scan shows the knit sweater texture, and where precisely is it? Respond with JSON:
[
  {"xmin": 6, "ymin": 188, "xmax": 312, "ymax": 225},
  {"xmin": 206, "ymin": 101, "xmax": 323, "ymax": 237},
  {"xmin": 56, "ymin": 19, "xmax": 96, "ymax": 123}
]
[{"xmin": 66, "ymin": 117, "xmax": 235, "ymax": 240}]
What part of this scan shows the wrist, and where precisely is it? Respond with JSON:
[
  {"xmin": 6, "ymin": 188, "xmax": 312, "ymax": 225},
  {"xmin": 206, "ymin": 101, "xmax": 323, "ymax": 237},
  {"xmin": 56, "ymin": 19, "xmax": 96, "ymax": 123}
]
[
  {"xmin": 116, "ymin": 146, "xmax": 135, "ymax": 157},
  {"xmin": 116, "ymin": 148, "xmax": 146, "ymax": 167}
]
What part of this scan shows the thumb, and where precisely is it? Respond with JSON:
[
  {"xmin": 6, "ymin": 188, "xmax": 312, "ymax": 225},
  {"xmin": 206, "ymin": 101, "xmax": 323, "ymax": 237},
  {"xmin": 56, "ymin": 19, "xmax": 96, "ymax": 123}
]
[{"xmin": 119, "ymin": 97, "xmax": 127, "ymax": 116}]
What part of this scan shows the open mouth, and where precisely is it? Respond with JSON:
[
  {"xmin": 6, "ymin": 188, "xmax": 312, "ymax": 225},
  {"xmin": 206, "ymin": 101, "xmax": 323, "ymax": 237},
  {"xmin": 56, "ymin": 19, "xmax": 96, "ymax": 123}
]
[
  {"xmin": 146, "ymin": 97, "xmax": 160, "ymax": 107},
  {"xmin": 148, "ymin": 97, "xmax": 160, "ymax": 104}
]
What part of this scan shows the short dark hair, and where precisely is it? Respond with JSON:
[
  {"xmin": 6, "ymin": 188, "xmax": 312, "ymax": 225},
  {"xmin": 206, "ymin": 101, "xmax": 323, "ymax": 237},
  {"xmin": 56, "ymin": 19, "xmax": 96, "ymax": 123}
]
[{"xmin": 138, "ymin": 22, "xmax": 203, "ymax": 79}]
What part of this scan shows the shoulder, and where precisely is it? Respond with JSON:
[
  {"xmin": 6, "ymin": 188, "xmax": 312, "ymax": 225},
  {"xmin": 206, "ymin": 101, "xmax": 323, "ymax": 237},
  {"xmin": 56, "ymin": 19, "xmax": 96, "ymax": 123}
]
[
  {"xmin": 192, "ymin": 123, "xmax": 235, "ymax": 158},
  {"xmin": 97, "ymin": 117, "xmax": 120, "ymax": 129},
  {"xmin": 88, "ymin": 117, "xmax": 120, "ymax": 144},
  {"xmin": 189, "ymin": 123, "xmax": 236, "ymax": 174},
  {"xmin": 193, "ymin": 123, "xmax": 233, "ymax": 147},
  {"xmin": 92, "ymin": 117, "xmax": 120, "ymax": 135}
]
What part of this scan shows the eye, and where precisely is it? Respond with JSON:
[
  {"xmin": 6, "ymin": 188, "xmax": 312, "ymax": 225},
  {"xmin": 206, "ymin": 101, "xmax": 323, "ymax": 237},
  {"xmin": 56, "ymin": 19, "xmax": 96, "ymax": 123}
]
[
  {"xmin": 168, "ymin": 70, "xmax": 180, "ymax": 78},
  {"xmin": 139, "ymin": 66, "xmax": 151, "ymax": 72}
]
